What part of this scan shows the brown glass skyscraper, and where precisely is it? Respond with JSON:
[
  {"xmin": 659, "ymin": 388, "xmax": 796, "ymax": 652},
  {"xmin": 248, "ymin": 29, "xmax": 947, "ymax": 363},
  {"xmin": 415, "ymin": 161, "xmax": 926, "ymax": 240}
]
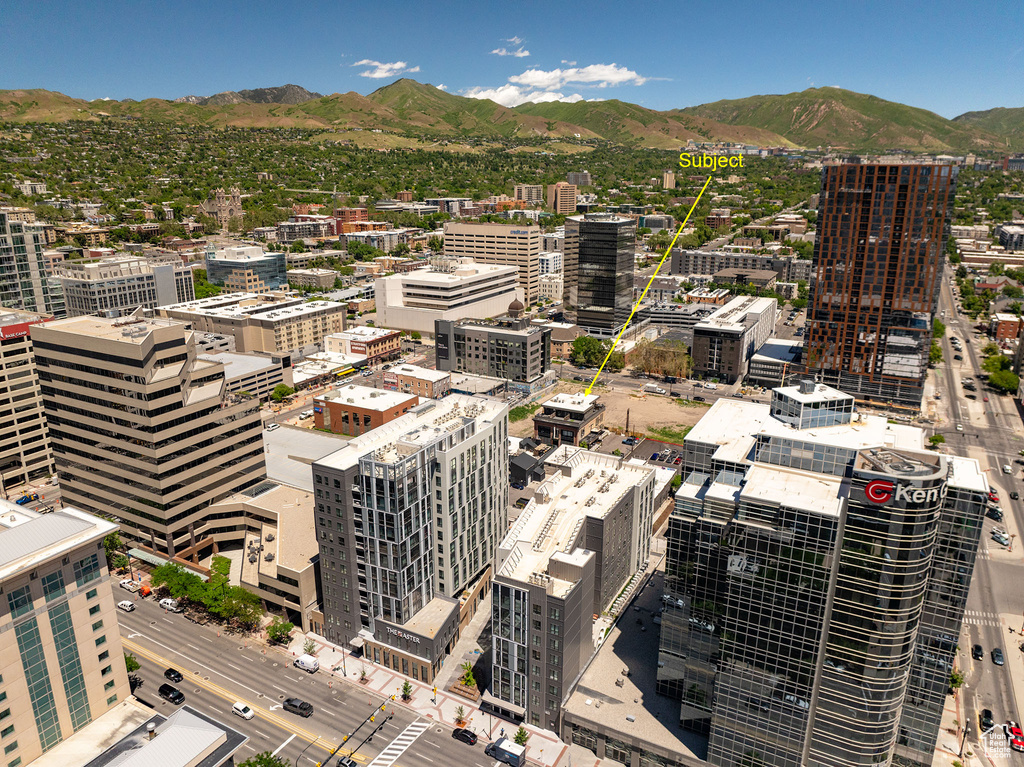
[{"xmin": 805, "ymin": 162, "xmax": 956, "ymax": 409}]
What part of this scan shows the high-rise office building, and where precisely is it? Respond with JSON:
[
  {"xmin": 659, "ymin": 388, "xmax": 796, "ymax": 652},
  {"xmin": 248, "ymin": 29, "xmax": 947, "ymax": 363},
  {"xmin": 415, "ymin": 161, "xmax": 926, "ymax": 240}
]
[
  {"xmin": 312, "ymin": 396, "xmax": 509, "ymax": 683},
  {"xmin": 566, "ymin": 171, "xmax": 592, "ymax": 187},
  {"xmin": 442, "ymin": 222, "xmax": 542, "ymax": 303},
  {"xmin": 0, "ymin": 309, "xmax": 54, "ymax": 495},
  {"xmin": 656, "ymin": 381, "xmax": 986, "ymax": 767},
  {"xmin": 0, "ymin": 208, "xmax": 65, "ymax": 318},
  {"xmin": 805, "ymin": 162, "xmax": 956, "ymax": 409},
  {"xmin": 0, "ymin": 502, "xmax": 131, "ymax": 764},
  {"xmin": 547, "ymin": 182, "xmax": 578, "ymax": 215},
  {"xmin": 32, "ymin": 315, "xmax": 266, "ymax": 558},
  {"xmin": 205, "ymin": 245, "xmax": 287, "ymax": 293},
  {"xmin": 56, "ymin": 255, "xmax": 195, "ymax": 318},
  {"xmin": 568, "ymin": 214, "xmax": 636, "ymax": 335}
]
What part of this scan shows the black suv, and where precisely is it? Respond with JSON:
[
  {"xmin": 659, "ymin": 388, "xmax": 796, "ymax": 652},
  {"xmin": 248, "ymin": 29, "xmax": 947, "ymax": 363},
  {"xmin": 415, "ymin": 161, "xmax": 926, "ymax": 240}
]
[
  {"xmin": 981, "ymin": 708, "xmax": 995, "ymax": 731},
  {"xmin": 164, "ymin": 668, "xmax": 183, "ymax": 683},
  {"xmin": 158, "ymin": 683, "xmax": 185, "ymax": 705},
  {"xmin": 452, "ymin": 728, "xmax": 478, "ymax": 745},
  {"xmin": 972, "ymin": 644, "xmax": 984, "ymax": 660},
  {"xmin": 283, "ymin": 697, "xmax": 313, "ymax": 717}
]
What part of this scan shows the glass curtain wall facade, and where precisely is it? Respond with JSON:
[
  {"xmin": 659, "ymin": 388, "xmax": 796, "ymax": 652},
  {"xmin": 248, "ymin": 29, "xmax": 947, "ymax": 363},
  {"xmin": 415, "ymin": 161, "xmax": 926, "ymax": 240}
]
[
  {"xmin": 805, "ymin": 163, "xmax": 956, "ymax": 410},
  {"xmin": 573, "ymin": 214, "xmax": 636, "ymax": 335},
  {"xmin": 0, "ymin": 210, "xmax": 65, "ymax": 318}
]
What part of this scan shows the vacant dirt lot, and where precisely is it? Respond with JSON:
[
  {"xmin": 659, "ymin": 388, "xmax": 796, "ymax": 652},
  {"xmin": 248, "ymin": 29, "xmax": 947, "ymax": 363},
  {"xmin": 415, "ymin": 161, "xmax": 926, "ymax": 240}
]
[{"xmin": 509, "ymin": 381, "xmax": 710, "ymax": 441}]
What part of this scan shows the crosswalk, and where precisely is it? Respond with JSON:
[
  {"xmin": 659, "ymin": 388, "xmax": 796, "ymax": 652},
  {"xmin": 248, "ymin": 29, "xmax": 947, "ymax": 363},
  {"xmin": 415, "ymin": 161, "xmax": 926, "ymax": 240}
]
[
  {"xmin": 963, "ymin": 610, "xmax": 1001, "ymax": 627},
  {"xmin": 367, "ymin": 720, "xmax": 431, "ymax": 767}
]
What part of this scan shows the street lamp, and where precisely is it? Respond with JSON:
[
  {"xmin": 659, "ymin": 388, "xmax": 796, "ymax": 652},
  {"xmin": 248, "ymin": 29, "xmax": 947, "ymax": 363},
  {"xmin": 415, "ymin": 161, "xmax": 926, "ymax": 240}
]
[{"xmin": 959, "ymin": 723, "xmax": 970, "ymax": 758}]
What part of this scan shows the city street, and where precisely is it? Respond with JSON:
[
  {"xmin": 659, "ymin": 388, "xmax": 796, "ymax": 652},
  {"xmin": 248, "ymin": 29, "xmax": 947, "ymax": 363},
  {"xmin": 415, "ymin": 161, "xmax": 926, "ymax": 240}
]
[
  {"xmin": 115, "ymin": 589, "xmax": 503, "ymax": 767},
  {"xmin": 933, "ymin": 271, "xmax": 1024, "ymax": 765}
]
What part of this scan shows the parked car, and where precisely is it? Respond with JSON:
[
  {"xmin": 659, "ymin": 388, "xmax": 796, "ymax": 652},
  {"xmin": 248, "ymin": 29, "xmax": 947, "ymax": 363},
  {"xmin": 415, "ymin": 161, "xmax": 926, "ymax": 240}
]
[
  {"xmin": 265, "ymin": 422, "xmax": 280, "ymax": 432},
  {"xmin": 119, "ymin": 578, "xmax": 140, "ymax": 592},
  {"xmin": 651, "ymin": 453, "xmax": 660, "ymax": 461},
  {"xmin": 164, "ymin": 668, "xmax": 184, "ymax": 683},
  {"xmin": 117, "ymin": 600, "xmax": 135, "ymax": 612},
  {"xmin": 232, "ymin": 701, "xmax": 255, "ymax": 720},
  {"xmin": 1005, "ymin": 721, "xmax": 1024, "ymax": 753},
  {"xmin": 452, "ymin": 728, "xmax": 478, "ymax": 745},
  {"xmin": 283, "ymin": 698, "xmax": 313, "ymax": 717},
  {"xmin": 158, "ymin": 684, "xmax": 185, "ymax": 705},
  {"xmin": 693, "ymin": 395, "xmax": 706, "ymax": 402},
  {"xmin": 511, "ymin": 482, "xmax": 525, "ymax": 490},
  {"xmin": 992, "ymin": 648, "xmax": 1005, "ymax": 666},
  {"xmin": 981, "ymin": 709, "xmax": 995, "ymax": 731},
  {"xmin": 992, "ymin": 529, "xmax": 1010, "ymax": 546},
  {"xmin": 15, "ymin": 492, "xmax": 39, "ymax": 505},
  {"xmin": 300, "ymin": 410, "xmax": 314, "ymax": 419},
  {"xmin": 972, "ymin": 644, "xmax": 984, "ymax": 661}
]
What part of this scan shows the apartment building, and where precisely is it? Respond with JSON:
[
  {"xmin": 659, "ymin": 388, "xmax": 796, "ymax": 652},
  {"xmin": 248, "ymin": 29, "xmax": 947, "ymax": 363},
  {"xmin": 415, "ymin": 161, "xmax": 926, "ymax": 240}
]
[
  {"xmin": 538, "ymin": 251, "xmax": 563, "ymax": 275},
  {"xmin": 539, "ymin": 274, "xmax": 563, "ymax": 301},
  {"xmin": 566, "ymin": 171, "xmax": 592, "ymax": 187},
  {"xmin": 313, "ymin": 384, "xmax": 420, "ymax": 436},
  {"xmin": 278, "ymin": 218, "xmax": 333, "ymax": 243},
  {"xmin": 312, "ymin": 396, "xmax": 509, "ymax": 682},
  {"xmin": 662, "ymin": 171, "xmax": 676, "ymax": 190},
  {"xmin": 154, "ymin": 292, "xmax": 347, "ymax": 354},
  {"xmin": 0, "ymin": 208, "xmax": 65, "ymax": 318},
  {"xmin": 56, "ymin": 256, "xmax": 195, "ymax": 318},
  {"xmin": 325, "ymin": 326, "xmax": 401, "ymax": 364},
  {"xmin": 691, "ymin": 296, "xmax": 777, "ymax": 383},
  {"xmin": 806, "ymin": 163, "xmax": 956, "ymax": 409},
  {"xmin": 287, "ymin": 268, "xmax": 339, "ymax": 290},
  {"xmin": 0, "ymin": 310, "xmax": 54, "ymax": 495},
  {"xmin": 513, "ymin": 184, "xmax": 545, "ymax": 205},
  {"xmin": 32, "ymin": 316, "xmax": 266, "ymax": 559},
  {"xmin": 383, "ymin": 363, "xmax": 451, "ymax": 399},
  {"xmin": 656, "ymin": 382, "xmax": 986, "ymax": 767},
  {"xmin": 205, "ymin": 246, "xmax": 287, "ymax": 293},
  {"xmin": 443, "ymin": 222, "xmax": 542, "ymax": 303},
  {"xmin": 669, "ymin": 249, "xmax": 813, "ymax": 284},
  {"xmin": 435, "ymin": 304, "xmax": 551, "ymax": 384},
  {"xmin": 485, "ymin": 445, "xmax": 656, "ymax": 730},
  {"xmin": 375, "ymin": 258, "xmax": 522, "ymax": 336},
  {"xmin": 0, "ymin": 503, "xmax": 131, "ymax": 765}
]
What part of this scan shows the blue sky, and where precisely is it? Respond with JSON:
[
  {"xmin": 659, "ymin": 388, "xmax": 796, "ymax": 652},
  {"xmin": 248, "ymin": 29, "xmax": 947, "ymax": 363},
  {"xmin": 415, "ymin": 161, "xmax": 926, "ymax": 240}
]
[{"xmin": 3, "ymin": 0, "xmax": 1021, "ymax": 118}]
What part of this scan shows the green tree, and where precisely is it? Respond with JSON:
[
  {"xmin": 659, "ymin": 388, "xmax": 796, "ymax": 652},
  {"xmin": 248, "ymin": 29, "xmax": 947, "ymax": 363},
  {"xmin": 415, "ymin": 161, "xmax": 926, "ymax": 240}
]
[
  {"xmin": 124, "ymin": 653, "xmax": 141, "ymax": 673},
  {"xmin": 192, "ymin": 268, "xmax": 222, "ymax": 299},
  {"xmin": 459, "ymin": 661, "xmax": 476, "ymax": 688},
  {"xmin": 929, "ymin": 341, "xmax": 943, "ymax": 365},
  {"xmin": 401, "ymin": 680, "xmax": 413, "ymax": 700},
  {"xmin": 928, "ymin": 434, "xmax": 946, "ymax": 446},
  {"xmin": 956, "ymin": 265, "xmax": 968, "ymax": 280},
  {"xmin": 303, "ymin": 638, "xmax": 316, "ymax": 655},
  {"xmin": 266, "ymin": 619, "xmax": 294, "ymax": 644},
  {"xmin": 983, "ymin": 353, "xmax": 1010, "ymax": 375},
  {"xmin": 270, "ymin": 384, "xmax": 295, "ymax": 402},
  {"xmin": 290, "ymin": 240, "xmax": 306, "ymax": 253},
  {"xmin": 237, "ymin": 753, "xmax": 291, "ymax": 767},
  {"xmin": 933, "ymin": 318, "xmax": 946, "ymax": 338},
  {"xmin": 103, "ymin": 531, "xmax": 124, "ymax": 566},
  {"xmin": 454, "ymin": 705, "xmax": 466, "ymax": 724},
  {"xmin": 1002, "ymin": 285, "xmax": 1024, "ymax": 299},
  {"xmin": 949, "ymin": 668, "xmax": 965, "ymax": 691},
  {"xmin": 215, "ymin": 586, "xmax": 262, "ymax": 629},
  {"xmin": 410, "ymin": 331, "xmax": 421, "ymax": 340},
  {"xmin": 570, "ymin": 336, "xmax": 605, "ymax": 367},
  {"xmin": 513, "ymin": 726, "xmax": 529, "ymax": 745},
  {"xmin": 427, "ymin": 235, "xmax": 443, "ymax": 253},
  {"xmin": 989, "ymin": 262, "xmax": 1005, "ymax": 276},
  {"xmin": 989, "ymin": 369, "xmax": 1020, "ymax": 393},
  {"xmin": 151, "ymin": 563, "xmax": 206, "ymax": 604}
]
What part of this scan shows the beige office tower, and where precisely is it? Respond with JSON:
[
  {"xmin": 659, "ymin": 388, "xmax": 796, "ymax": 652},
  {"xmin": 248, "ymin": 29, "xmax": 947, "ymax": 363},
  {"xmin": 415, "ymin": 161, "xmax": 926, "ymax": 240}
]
[
  {"xmin": 32, "ymin": 315, "xmax": 266, "ymax": 559},
  {"xmin": 0, "ymin": 309, "xmax": 54, "ymax": 495},
  {"xmin": 546, "ymin": 182, "xmax": 577, "ymax": 214},
  {"xmin": 442, "ymin": 221, "xmax": 541, "ymax": 302},
  {"xmin": 0, "ymin": 502, "xmax": 131, "ymax": 765},
  {"xmin": 662, "ymin": 170, "xmax": 676, "ymax": 189}
]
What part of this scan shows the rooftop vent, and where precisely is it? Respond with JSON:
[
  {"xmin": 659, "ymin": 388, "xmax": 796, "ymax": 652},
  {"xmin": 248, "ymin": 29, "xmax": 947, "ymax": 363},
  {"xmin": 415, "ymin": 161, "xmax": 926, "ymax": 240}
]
[{"xmin": 798, "ymin": 379, "xmax": 815, "ymax": 394}]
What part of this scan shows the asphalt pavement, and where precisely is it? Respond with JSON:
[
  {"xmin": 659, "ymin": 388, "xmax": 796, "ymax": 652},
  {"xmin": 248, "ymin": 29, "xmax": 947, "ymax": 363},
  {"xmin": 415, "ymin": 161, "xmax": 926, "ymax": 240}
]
[{"xmin": 115, "ymin": 588, "xmax": 502, "ymax": 767}]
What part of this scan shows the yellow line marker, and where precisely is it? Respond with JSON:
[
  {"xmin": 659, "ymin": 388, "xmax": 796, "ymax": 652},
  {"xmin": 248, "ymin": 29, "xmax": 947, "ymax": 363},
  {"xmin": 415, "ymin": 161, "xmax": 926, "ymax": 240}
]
[{"xmin": 585, "ymin": 175, "xmax": 714, "ymax": 395}]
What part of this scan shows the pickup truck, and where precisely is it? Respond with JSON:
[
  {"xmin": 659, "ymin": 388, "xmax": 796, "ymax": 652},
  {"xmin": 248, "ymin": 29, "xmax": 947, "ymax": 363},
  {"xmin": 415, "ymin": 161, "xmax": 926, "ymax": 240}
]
[{"xmin": 15, "ymin": 492, "xmax": 39, "ymax": 505}]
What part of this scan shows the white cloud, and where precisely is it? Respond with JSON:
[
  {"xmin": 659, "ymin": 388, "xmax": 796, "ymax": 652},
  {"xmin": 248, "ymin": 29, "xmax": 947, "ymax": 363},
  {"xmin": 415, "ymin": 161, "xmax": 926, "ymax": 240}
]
[
  {"xmin": 561, "ymin": 59, "xmax": 577, "ymax": 66},
  {"xmin": 505, "ymin": 36, "xmax": 523, "ymax": 44},
  {"xmin": 436, "ymin": 84, "xmax": 448, "ymax": 91},
  {"xmin": 351, "ymin": 59, "xmax": 420, "ymax": 79},
  {"xmin": 509, "ymin": 63, "xmax": 647, "ymax": 91},
  {"xmin": 462, "ymin": 84, "xmax": 585, "ymax": 107},
  {"xmin": 491, "ymin": 46, "xmax": 530, "ymax": 58}
]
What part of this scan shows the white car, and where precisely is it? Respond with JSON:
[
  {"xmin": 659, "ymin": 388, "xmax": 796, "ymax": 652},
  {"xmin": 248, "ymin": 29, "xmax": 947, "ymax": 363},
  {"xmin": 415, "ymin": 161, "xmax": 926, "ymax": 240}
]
[
  {"xmin": 119, "ymin": 579, "xmax": 140, "ymax": 592},
  {"xmin": 265, "ymin": 422, "xmax": 280, "ymax": 432},
  {"xmin": 117, "ymin": 600, "xmax": 136, "ymax": 612},
  {"xmin": 992, "ymin": 529, "xmax": 1010, "ymax": 546},
  {"xmin": 956, "ymin": 424, "xmax": 964, "ymax": 432},
  {"xmin": 232, "ymin": 701, "xmax": 255, "ymax": 720},
  {"xmin": 300, "ymin": 410, "xmax": 314, "ymax": 419}
]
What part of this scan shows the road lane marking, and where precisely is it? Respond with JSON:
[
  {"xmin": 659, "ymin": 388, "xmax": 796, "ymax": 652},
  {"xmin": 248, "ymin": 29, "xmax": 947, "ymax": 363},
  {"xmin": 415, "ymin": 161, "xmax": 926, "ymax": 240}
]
[
  {"xmin": 227, "ymin": 662, "xmax": 241, "ymax": 671},
  {"xmin": 187, "ymin": 644, "xmax": 201, "ymax": 651},
  {"xmin": 254, "ymin": 730, "xmax": 270, "ymax": 739},
  {"xmin": 272, "ymin": 734, "xmax": 296, "ymax": 756},
  {"xmin": 273, "ymin": 684, "xmax": 288, "ymax": 694}
]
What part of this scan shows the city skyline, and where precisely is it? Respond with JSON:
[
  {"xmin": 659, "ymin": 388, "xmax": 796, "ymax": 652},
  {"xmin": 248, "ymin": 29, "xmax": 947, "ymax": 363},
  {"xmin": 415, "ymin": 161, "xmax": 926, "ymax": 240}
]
[{"xmin": 1, "ymin": 0, "xmax": 1020, "ymax": 118}]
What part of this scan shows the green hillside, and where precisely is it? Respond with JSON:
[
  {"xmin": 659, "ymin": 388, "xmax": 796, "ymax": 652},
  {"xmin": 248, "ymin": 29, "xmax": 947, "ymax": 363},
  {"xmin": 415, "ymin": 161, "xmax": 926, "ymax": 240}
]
[
  {"xmin": 953, "ymin": 106, "xmax": 1024, "ymax": 148},
  {"xmin": 682, "ymin": 87, "xmax": 1010, "ymax": 152}
]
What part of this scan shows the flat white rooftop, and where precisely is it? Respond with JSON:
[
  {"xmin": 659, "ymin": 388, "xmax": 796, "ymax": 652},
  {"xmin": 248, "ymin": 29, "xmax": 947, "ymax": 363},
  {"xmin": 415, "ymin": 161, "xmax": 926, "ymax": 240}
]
[
  {"xmin": 543, "ymin": 392, "xmax": 600, "ymax": 414},
  {"xmin": 390, "ymin": 363, "xmax": 450, "ymax": 382},
  {"xmin": 776, "ymin": 382, "xmax": 854, "ymax": 404},
  {"xmin": 686, "ymin": 398, "xmax": 924, "ymax": 463},
  {"xmin": 741, "ymin": 464, "xmax": 846, "ymax": 517},
  {"xmin": 36, "ymin": 315, "xmax": 183, "ymax": 344},
  {"xmin": 315, "ymin": 395, "xmax": 507, "ymax": 472},
  {"xmin": 496, "ymin": 445, "xmax": 653, "ymax": 597},
  {"xmin": 948, "ymin": 454, "xmax": 988, "ymax": 494},
  {"xmin": 0, "ymin": 503, "xmax": 117, "ymax": 582},
  {"xmin": 694, "ymin": 295, "xmax": 776, "ymax": 332},
  {"xmin": 318, "ymin": 384, "xmax": 418, "ymax": 412},
  {"xmin": 330, "ymin": 326, "xmax": 398, "ymax": 340}
]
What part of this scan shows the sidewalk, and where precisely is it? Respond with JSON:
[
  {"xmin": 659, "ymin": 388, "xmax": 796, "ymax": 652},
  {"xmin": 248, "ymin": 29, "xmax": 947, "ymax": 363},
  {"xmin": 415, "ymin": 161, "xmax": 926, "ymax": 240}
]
[{"xmin": 282, "ymin": 632, "xmax": 569, "ymax": 767}]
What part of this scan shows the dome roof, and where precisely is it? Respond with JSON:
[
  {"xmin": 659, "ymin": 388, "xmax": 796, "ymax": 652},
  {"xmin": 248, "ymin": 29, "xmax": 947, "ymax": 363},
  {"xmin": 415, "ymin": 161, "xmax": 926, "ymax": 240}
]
[{"xmin": 508, "ymin": 298, "xmax": 525, "ymax": 316}]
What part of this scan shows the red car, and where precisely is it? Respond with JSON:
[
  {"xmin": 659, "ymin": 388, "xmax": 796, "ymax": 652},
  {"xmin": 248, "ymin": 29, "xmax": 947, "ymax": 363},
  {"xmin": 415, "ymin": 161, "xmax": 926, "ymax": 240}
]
[
  {"xmin": 1006, "ymin": 721, "xmax": 1024, "ymax": 752},
  {"xmin": 989, "ymin": 492, "xmax": 1000, "ymax": 503}
]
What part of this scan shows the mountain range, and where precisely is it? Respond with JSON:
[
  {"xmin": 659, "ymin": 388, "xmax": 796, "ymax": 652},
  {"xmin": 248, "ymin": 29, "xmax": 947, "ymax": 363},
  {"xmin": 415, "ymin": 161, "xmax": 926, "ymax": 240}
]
[{"xmin": 0, "ymin": 80, "xmax": 1020, "ymax": 153}]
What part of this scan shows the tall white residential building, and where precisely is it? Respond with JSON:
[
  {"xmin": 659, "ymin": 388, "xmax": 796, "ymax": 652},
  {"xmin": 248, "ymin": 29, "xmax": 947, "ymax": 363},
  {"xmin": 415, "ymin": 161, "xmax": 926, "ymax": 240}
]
[
  {"xmin": 376, "ymin": 258, "xmax": 523, "ymax": 336},
  {"xmin": 538, "ymin": 251, "xmax": 563, "ymax": 275},
  {"xmin": 0, "ymin": 209, "xmax": 65, "ymax": 317},
  {"xmin": 312, "ymin": 396, "xmax": 509, "ymax": 683},
  {"xmin": 56, "ymin": 255, "xmax": 195, "ymax": 317}
]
